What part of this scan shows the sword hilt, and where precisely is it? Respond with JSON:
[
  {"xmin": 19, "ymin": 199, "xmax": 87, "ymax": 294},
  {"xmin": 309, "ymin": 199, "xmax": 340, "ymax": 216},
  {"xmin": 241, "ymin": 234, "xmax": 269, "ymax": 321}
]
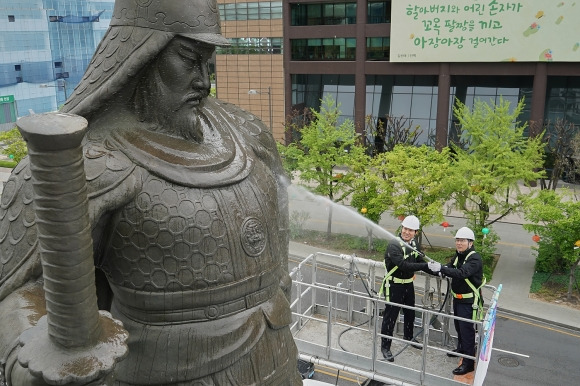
[{"xmin": 15, "ymin": 112, "xmax": 128, "ymax": 385}]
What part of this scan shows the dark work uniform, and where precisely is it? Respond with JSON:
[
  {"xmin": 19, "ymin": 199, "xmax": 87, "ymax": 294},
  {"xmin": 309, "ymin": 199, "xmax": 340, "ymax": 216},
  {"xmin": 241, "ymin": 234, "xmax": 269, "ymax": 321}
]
[
  {"xmin": 440, "ymin": 246, "xmax": 484, "ymax": 368},
  {"xmin": 380, "ymin": 237, "xmax": 428, "ymax": 350}
]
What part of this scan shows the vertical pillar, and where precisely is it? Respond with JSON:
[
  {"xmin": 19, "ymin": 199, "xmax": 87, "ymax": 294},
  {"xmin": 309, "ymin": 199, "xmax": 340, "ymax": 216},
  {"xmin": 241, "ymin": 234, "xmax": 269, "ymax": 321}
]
[
  {"xmin": 435, "ymin": 63, "xmax": 451, "ymax": 150},
  {"xmin": 354, "ymin": 0, "xmax": 368, "ymax": 140},
  {"xmin": 529, "ymin": 63, "xmax": 548, "ymax": 137}
]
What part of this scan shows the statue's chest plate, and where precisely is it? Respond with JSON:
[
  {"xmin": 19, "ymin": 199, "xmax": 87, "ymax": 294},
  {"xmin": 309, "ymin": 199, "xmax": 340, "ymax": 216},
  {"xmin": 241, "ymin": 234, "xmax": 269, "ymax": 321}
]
[{"xmin": 101, "ymin": 164, "xmax": 280, "ymax": 291}]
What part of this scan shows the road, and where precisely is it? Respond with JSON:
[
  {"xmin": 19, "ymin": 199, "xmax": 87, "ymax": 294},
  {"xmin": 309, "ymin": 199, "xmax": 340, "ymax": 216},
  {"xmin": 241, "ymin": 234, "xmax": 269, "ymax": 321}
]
[{"xmin": 289, "ymin": 257, "xmax": 580, "ymax": 385}]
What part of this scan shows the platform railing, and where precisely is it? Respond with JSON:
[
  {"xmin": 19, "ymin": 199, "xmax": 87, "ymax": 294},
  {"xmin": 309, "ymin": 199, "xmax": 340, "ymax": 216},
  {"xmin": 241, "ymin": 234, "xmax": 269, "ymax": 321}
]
[{"xmin": 289, "ymin": 252, "xmax": 500, "ymax": 386}]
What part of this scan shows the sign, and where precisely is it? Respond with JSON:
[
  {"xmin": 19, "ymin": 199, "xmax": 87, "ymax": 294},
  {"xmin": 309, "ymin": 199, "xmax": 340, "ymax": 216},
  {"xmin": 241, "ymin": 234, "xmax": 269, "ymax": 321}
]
[
  {"xmin": 473, "ymin": 284, "xmax": 502, "ymax": 386},
  {"xmin": 391, "ymin": 1, "xmax": 580, "ymax": 62},
  {"xmin": 0, "ymin": 95, "xmax": 14, "ymax": 104}
]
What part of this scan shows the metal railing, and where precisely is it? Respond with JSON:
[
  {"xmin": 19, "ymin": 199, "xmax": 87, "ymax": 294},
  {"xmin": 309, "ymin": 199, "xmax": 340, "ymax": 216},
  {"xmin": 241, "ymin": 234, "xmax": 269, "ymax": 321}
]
[{"xmin": 289, "ymin": 252, "xmax": 500, "ymax": 386}]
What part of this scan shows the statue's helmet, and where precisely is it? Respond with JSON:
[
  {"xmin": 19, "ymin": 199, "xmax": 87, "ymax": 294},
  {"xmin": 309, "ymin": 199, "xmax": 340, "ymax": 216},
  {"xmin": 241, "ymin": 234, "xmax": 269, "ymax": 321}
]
[
  {"xmin": 62, "ymin": 0, "xmax": 229, "ymax": 117},
  {"xmin": 109, "ymin": 0, "xmax": 229, "ymax": 46}
]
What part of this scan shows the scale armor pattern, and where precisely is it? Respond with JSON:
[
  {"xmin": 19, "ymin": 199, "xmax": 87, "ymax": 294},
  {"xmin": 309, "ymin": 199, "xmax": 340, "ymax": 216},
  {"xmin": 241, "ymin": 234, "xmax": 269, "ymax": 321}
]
[{"xmin": 100, "ymin": 162, "xmax": 280, "ymax": 292}]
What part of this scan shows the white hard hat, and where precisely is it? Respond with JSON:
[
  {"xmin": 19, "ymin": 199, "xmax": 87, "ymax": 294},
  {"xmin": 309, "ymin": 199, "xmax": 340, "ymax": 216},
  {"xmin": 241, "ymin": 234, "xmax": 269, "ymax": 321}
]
[
  {"xmin": 401, "ymin": 215, "xmax": 420, "ymax": 230},
  {"xmin": 455, "ymin": 227, "xmax": 475, "ymax": 240}
]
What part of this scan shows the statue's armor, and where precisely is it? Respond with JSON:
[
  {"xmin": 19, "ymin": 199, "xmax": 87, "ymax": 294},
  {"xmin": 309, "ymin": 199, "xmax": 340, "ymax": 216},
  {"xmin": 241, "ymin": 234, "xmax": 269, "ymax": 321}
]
[
  {"xmin": 99, "ymin": 164, "xmax": 295, "ymax": 385},
  {"xmin": 102, "ymin": 164, "xmax": 280, "ymax": 294}
]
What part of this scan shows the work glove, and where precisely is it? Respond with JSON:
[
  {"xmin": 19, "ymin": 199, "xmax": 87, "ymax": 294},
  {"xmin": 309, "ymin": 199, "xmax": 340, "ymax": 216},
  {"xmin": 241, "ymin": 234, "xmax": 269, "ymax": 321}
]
[{"xmin": 427, "ymin": 261, "xmax": 441, "ymax": 273}]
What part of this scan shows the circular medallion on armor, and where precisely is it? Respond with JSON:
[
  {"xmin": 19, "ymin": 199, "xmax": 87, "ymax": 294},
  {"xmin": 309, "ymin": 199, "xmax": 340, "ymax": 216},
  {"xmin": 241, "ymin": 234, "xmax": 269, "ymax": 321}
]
[{"xmin": 240, "ymin": 217, "xmax": 266, "ymax": 257}]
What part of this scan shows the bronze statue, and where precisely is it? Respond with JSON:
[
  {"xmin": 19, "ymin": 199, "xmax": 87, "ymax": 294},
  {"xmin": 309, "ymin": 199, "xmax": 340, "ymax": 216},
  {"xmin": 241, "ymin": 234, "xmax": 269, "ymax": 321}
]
[{"xmin": 0, "ymin": 0, "xmax": 301, "ymax": 384}]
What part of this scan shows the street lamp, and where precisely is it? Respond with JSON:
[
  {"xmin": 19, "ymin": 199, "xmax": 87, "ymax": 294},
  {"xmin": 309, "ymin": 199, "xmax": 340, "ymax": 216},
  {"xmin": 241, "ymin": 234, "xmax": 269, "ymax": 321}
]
[
  {"xmin": 39, "ymin": 80, "xmax": 68, "ymax": 99},
  {"xmin": 248, "ymin": 86, "xmax": 272, "ymax": 131}
]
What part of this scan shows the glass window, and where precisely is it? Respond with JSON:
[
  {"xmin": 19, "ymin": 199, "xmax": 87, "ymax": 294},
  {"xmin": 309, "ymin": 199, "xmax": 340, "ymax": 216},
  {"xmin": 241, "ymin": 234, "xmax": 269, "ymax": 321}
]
[
  {"xmin": 323, "ymin": 4, "xmax": 335, "ymax": 23},
  {"xmin": 346, "ymin": 3, "xmax": 357, "ymax": 23},
  {"xmin": 308, "ymin": 4, "xmax": 322, "ymax": 25},
  {"xmin": 271, "ymin": 2, "xmax": 283, "ymax": 18},
  {"xmin": 259, "ymin": 2, "xmax": 272, "ymax": 19},
  {"xmin": 366, "ymin": 37, "xmax": 390, "ymax": 60},
  {"xmin": 237, "ymin": 3, "xmax": 248, "ymax": 20},
  {"xmin": 431, "ymin": 97, "xmax": 439, "ymax": 118},
  {"xmin": 345, "ymin": 38, "xmax": 356, "ymax": 60},
  {"xmin": 368, "ymin": 1, "xmax": 391, "ymax": 24},
  {"xmin": 290, "ymin": 38, "xmax": 355, "ymax": 60},
  {"xmin": 291, "ymin": 2, "xmax": 356, "ymax": 26},
  {"xmin": 247, "ymin": 3, "xmax": 259, "ymax": 20},
  {"xmin": 216, "ymin": 37, "xmax": 284, "ymax": 55},
  {"xmin": 391, "ymin": 94, "xmax": 412, "ymax": 117},
  {"xmin": 473, "ymin": 87, "xmax": 497, "ymax": 96},
  {"xmin": 411, "ymin": 94, "xmax": 434, "ymax": 119},
  {"xmin": 224, "ymin": 4, "xmax": 237, "ymax": 21}
]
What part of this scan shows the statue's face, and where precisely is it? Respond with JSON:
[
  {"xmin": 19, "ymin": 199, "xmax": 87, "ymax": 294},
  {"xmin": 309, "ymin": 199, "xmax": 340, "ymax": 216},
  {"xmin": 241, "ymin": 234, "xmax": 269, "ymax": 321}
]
[
  {"xmin": 155, "ymin": 36, "xmax": 215, "ymax": 110},
  {"xmin": 133, "ymin": 36, "xmax": 216, "ymax": 141}
]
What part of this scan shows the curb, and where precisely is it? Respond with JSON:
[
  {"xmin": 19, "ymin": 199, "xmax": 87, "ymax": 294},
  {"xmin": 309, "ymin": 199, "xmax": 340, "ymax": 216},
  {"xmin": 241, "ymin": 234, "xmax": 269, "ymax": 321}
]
[{"xmin": 497, "ymin": 307, "xmax": 580, "ymax": 333}]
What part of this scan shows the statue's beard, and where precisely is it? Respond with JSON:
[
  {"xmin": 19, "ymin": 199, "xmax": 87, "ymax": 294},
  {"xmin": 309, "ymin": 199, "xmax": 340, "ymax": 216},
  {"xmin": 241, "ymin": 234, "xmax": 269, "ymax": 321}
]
[{"xmin": 132, "ymin": 70, "xmax": 206, "ymax": 143}]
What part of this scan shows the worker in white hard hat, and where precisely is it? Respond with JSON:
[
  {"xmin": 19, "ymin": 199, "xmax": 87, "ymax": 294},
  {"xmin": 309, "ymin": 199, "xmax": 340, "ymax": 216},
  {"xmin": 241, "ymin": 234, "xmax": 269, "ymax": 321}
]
[
  {"xmin": 428, "ymin": 226, "xmax": 484, "ymax": 376},
  {"xmin": 378, "ymin": 215, "xmax": 431, "ymax": 362}
]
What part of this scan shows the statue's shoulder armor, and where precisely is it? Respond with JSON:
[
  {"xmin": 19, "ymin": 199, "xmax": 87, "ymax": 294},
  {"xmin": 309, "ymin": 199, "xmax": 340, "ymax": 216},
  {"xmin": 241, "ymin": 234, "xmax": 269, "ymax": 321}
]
[
  {"xmin": 0, "ymin": 135, "xmax": 136, "ymax": 295},
  {"xmin": 213, "ymin": 99, "xmax": 280, "ymax": 166},
  {"xmin": 0, "ymin": 159, "xmax": 40, "ymax": 293},
  {"xmin": 83, "ymin": 131, "xmax": 137, "ymax": 199}
]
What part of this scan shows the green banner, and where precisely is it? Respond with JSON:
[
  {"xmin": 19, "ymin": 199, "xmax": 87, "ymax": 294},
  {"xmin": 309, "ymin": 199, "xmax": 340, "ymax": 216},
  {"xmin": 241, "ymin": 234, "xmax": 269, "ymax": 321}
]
[{"xmin": 391, "ymin": 0, "xmax": 580, "ymax": 62}]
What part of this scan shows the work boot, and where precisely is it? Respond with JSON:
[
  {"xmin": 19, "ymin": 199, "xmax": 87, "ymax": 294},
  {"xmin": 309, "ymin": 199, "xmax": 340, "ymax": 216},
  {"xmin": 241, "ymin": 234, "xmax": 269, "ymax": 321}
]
[
  {"xmin": 452, "ymin": 362, "xmax": 474, "ymax": 375},
  {"xmin": 381, "ymin": 347, "xmax": 394, "ymax": 362}
]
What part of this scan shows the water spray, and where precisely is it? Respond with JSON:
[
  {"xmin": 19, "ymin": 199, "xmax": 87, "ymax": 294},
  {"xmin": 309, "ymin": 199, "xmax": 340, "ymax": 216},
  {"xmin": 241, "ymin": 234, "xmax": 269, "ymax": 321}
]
[{"xmin": 286, "ymin": 183, "xmax": 436, "ymax": 262}]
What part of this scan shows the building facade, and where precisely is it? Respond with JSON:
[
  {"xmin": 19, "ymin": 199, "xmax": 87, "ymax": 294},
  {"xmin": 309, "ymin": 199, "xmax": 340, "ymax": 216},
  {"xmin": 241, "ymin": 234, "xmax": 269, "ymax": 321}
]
[
  {"xmin": 215, "ymin": 0, "xmax": 285, "ymax": 140},
  {"xmin": 0, "ymin": 0, "xmax": 114, "ymax": 131},
  {"xmin": 284, "ymin": 0, "xmax": 580, "ymax": 148}
]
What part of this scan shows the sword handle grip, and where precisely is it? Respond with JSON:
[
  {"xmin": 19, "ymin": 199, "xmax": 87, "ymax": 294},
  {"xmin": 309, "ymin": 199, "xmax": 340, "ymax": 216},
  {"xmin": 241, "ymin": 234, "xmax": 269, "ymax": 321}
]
[{"xmin": 17, "ymin": 112, "xmax": 101, "ymax": 348}]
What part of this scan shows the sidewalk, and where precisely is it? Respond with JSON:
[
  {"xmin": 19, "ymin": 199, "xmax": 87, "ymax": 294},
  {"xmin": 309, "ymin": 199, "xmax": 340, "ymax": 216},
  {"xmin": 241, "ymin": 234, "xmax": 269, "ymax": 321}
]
[{"xmin": 288, "ymin": 212, "xmax": 580, "ymax": 331}]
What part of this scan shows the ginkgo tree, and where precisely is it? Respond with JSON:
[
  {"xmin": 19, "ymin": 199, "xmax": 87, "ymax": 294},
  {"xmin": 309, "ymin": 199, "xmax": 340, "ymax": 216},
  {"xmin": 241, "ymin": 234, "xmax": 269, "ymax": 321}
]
[
  {"xmin": 449, "ymin": 97, "xmax": 545, "ymax": 273},
  {"xmin": 522, "ymin": 189, "xmax": 580, "ymax": 301},
  {"xmin": 278, "ymin": 95, "xmax": 368, "ymax": 238},
  {"xmin": 360, "ymin": 144, "xmax": 455, "ymax": 248}
]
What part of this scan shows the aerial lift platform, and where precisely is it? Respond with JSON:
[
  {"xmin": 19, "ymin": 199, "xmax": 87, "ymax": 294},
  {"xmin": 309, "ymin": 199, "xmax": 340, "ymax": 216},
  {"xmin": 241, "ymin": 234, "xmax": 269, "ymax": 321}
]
[{"xmin": 290, "ymin": 252, "xmax": 501, "ymax": 386}]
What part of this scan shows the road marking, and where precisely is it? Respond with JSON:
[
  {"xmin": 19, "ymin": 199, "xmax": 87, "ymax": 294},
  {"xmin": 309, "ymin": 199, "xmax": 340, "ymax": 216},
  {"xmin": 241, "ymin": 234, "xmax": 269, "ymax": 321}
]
[
  {"xmin": 313, "ymin": 364, "xmax": 363, "ymax": 384},
  {"xmin": 492, "ymin": 347, "xmax": 530, "ymax": 358},
  {"xmin": 499, "ymin": 313, "xmax": 580, "ymax": 338}
]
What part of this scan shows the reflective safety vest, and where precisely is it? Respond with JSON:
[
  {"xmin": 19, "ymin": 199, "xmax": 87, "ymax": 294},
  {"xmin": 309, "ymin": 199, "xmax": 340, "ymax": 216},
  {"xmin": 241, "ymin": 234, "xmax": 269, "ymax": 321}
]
[
  {"xmin": 378, "ymin": 238, "xmax": 419, "ymax": 301},
  {"xmin": 450, "ymin": 251, "xmax": 486, "ymax": 320}
]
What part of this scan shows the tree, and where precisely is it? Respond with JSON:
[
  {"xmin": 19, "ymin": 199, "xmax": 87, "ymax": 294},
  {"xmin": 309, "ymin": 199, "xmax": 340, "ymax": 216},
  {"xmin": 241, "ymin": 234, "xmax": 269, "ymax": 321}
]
[
  {"xmin": 365, "ymin": 114, "xmax": 423, "ymax": 155},
  {"xmin": 350, "ymin": 173, "xmax": 383, "ymax": 250},
  {"xmin": 0, "ymin": 127, "xmax": 27, "ymax": 164},
  {"xmin": 361, "ymin": 144, "xmax": 455, "ymax": 248},
  {"xmin": 538, "ymin": 118, "xmax": 578, "ymax": 190},
  {"xmin": 522, "ymin": 189, "xmax": 580, "ymax": 301},
  {"xmin": 449, "ymin": 97, "xmax": 545, "ymax": 276},
  {"xmin": 278, "ymin": 95, "xmax": 369, "ymax": 238}
]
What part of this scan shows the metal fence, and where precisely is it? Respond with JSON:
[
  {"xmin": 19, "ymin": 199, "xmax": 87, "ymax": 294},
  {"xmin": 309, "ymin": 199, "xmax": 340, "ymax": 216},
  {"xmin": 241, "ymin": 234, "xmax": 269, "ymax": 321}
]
[{"xmin": 289, "ymin": 251, "xmax": 501, "ymax": 386}]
